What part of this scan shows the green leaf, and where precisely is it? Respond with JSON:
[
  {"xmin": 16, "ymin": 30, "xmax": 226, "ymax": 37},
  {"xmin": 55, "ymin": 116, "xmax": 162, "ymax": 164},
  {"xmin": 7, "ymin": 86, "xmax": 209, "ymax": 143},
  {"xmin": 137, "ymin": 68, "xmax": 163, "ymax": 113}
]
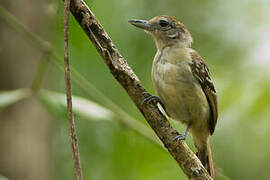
[
  {"xmin": 0, "ymin": 88, "xmax": 31, "ymax": 110},
  {"xmin": 39, "ymin": 89, "xmax": 114, "ymax": 121}
]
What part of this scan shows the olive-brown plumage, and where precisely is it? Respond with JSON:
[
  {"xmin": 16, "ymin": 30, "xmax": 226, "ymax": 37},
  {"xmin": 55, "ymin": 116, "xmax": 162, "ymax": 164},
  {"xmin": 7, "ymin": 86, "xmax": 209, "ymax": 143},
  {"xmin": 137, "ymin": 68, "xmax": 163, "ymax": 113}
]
[{"xmin": 129, "ymin": 15, "xmax": 218, "ymax": 178}]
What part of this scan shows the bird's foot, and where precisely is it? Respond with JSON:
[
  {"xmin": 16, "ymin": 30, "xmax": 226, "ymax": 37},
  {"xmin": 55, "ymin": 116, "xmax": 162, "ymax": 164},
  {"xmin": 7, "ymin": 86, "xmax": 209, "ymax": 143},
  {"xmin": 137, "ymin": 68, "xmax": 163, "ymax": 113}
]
[
  {"xmin": 141, "ymin": 92, "xmax": 163, "ymax": 105},
  {"xmin": 174, "ymin": 133, "xmax": 187, "ymax": 141},
  {"xmin": 174, "ymin": 121, "xmax": 192, "ymax": 141}
]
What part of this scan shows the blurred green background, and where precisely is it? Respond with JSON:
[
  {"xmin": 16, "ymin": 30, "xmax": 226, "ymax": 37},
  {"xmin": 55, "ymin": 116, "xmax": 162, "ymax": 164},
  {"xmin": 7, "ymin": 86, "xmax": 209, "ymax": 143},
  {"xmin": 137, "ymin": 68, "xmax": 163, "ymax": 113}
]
[{"xmin": 0, "ymin": 0, "xmax": 270, "ymax": 179}]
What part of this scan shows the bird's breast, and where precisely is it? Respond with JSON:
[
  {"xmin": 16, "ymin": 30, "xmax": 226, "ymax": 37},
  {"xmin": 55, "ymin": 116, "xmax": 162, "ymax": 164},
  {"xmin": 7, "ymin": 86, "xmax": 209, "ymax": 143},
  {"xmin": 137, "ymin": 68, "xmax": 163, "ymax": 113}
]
[{"xmin": 151, "ymin": 49, "xmax": 210, "ymax": 126}]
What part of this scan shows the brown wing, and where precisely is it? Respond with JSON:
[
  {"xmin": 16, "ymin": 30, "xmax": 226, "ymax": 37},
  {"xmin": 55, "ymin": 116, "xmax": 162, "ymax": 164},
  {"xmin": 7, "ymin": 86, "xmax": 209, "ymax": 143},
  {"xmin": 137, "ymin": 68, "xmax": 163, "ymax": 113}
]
[{"xmin": 189, "ymin": 50, "xmax": 218, "ymax": 135}]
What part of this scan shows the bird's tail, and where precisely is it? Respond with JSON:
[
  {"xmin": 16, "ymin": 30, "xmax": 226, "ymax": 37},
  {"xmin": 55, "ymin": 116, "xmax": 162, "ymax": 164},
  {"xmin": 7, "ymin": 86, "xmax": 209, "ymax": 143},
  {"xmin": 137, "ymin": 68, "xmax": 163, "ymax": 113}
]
[{"xmin": 197, "ymin": 140, "xmax": 214, "ymax": 179}]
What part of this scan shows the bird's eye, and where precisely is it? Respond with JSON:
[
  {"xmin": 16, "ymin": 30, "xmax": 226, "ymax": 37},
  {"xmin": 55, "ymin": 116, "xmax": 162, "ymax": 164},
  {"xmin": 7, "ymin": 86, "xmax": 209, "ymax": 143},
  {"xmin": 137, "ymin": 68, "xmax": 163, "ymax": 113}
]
[{"xmin": 159, "ymin": 20, "xmax": 169, "ymax": 27}]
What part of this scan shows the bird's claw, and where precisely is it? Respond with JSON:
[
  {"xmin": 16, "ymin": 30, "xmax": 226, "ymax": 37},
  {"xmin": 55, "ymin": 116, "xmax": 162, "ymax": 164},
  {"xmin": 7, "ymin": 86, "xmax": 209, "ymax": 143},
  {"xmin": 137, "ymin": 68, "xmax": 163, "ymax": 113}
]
[
  {"xmin": 143, "ymin": 95, "xmax": 161, "ymax": 104},
  {"xmin": 141, "ymin": 92, "xmax": 162, "ymax": 105},
  {"xmin": 174, "ymin": 134, "xmax": 186, "ymax": 141}
]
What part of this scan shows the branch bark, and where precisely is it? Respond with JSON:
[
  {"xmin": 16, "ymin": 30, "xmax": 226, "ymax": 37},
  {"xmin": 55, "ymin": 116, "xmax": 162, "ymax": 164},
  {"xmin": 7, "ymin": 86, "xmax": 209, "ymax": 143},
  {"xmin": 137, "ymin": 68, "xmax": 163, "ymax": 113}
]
[{"xmin": 68, "ymin": 0, "xmax": 212, "ymax": 179}]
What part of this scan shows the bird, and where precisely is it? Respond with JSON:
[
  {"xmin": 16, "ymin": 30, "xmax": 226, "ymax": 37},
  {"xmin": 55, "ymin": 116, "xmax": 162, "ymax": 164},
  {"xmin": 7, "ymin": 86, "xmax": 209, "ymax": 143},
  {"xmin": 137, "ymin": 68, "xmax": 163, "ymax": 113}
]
[{"xmin": 128, "ymin": 15, "xmax": 218, "ymax": 178}]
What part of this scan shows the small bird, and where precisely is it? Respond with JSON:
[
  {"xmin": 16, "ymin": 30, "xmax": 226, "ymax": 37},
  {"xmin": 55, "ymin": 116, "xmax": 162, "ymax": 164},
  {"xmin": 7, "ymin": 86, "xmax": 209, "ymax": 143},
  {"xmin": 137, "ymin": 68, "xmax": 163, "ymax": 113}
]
[{"xmin": 129, "ymin": 15, "xmax": 218, "ymax": 178}]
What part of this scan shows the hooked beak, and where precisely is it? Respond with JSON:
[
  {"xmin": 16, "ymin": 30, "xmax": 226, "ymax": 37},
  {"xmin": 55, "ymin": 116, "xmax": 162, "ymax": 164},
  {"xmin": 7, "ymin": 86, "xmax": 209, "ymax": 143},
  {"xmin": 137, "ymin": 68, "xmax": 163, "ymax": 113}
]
[{"xmin": 128, "ymin": 19, "xmax": 152, "ymax": 31}]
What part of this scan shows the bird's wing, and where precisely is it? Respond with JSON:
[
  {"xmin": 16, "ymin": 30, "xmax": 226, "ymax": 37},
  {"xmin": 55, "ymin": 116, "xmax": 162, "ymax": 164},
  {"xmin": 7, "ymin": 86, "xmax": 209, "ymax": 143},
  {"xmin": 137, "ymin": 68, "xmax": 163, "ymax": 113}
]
[{"xmin": 189, "ymin": 50, "xmax": 218, "ymax": 135}]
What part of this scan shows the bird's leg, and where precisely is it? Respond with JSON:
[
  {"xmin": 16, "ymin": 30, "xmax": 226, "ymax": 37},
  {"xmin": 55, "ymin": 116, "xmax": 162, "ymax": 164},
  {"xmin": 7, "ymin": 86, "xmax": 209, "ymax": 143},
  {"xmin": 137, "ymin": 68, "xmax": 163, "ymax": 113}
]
[{"xmin": 174, "ymin": 121, "xmax": 192, "ymax": 141}]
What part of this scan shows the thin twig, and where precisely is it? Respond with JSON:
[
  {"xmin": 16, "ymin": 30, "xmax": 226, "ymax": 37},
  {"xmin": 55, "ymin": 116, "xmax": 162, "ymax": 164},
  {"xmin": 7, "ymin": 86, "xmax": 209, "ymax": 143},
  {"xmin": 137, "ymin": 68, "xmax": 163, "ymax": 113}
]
[
  {"xmin": 0, "ymin": 5, "xmax": 211, "ymax": 179},
  {"xmin": 64, "ymin": 0, "xmax": 83, "ymax": 179},
  {"xmin": 68, "ymin": 0, "xmax": 212, "ymax": 179},
  {"xmin": 0, "ymin": 4, "xmax": 161, "ymax": 146},
  {"xmin": 1, "ymin": 2, "xmax": 212, "ymax": 179}
]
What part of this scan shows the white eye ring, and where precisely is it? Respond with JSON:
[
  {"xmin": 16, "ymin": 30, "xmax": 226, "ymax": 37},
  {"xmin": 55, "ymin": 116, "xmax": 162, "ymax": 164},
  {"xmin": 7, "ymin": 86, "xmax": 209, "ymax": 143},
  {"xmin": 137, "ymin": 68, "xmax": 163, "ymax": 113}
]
[{"xmin": 159, "ymin": 19, "xmax": 169, "ymax": 27}]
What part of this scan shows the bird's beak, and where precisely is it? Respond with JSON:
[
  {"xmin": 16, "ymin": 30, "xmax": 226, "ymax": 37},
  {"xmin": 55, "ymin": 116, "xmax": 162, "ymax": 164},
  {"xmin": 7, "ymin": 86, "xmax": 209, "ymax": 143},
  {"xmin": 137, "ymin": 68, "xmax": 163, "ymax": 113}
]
[{"xmin": 128, "ymin": 19, "xmax": 152, "ymax": 31}]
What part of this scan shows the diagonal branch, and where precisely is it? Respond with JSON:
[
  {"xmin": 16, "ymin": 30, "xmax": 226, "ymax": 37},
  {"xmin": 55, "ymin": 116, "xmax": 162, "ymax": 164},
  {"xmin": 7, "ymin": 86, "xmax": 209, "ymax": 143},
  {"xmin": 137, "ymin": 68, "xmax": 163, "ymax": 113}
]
[
  {"xmin": 0, "ymin": 4, "xmax": 161, "ymax": 146},
  {"xmin": 67, "ymin": 0, "xmax": 212, "ymax": 179}
]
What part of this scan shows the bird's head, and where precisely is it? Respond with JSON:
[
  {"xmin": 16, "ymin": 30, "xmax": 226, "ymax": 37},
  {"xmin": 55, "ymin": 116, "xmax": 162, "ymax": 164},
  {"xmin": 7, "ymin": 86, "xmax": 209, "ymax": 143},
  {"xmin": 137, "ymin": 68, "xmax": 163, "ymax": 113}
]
[{"xmin": 129, "ymin": 15, "xmax": 193, "ymax": 50}]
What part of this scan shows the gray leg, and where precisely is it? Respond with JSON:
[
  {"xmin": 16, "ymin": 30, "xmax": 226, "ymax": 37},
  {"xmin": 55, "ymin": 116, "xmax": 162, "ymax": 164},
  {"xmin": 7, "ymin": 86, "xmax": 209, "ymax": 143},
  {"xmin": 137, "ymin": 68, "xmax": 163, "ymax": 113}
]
[{"xmin": 174, "ymin": 121, "xmax": 192, "ymax": 141}]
